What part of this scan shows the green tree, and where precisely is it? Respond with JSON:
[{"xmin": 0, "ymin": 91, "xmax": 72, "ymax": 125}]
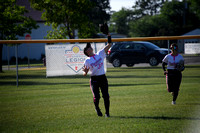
[
  {"xmin": 129, "ymin": 0, "xmax": 200, "ymax": 37},
  {"xmin": 160, "ymin": 0, "xmax": 200, "ymax": 35},
  {"xmin": 110, "ymin": 8, "xmax": 133, "ymax": 35},
  {"xmin": 29, "ymin": 0, "xmax": 110, "ymax": 39},
  {"xmin": 189, "ymin": 0, "xmax": 200, "ymax": 20},
  {"xmin": 129, "ymin": 15, "xmax": 169, "ymax": 37},
  {"xmin": 0, "ymin": 0, "xmax": 38, "ymax": 72},
  {"xmin": 129, "ymin": 15, "xmax": 156, "ymax": 37},
  {"xmin": 110, "ymin": 0, "xmax": 167, "ymax": 36},
  {"xmin": 132, "ymin": 0, "xmax": 167, "ymax": 17}
]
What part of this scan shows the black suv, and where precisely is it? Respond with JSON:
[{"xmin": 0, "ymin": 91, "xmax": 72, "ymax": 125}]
[{"xmin": 107, "ymin": 41, "xmax": 169, "ymax": 67}]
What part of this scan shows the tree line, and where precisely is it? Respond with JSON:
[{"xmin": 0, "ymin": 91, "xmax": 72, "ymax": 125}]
[{"xmin": 110, "ymin": 0, "xmax": 200, "ymax": 37}]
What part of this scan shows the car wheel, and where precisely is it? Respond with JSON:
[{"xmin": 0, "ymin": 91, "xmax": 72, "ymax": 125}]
[
  {"xmin": 149, "ymin": 56, "xmax": 159, "ymax": 66},
  {"xmin": 112, "ymin": 58, "xmax": 122, "ymax": 67},
  {"xmin": 126, "ymin": 63, "xmax": 134, "ymax": 67}
]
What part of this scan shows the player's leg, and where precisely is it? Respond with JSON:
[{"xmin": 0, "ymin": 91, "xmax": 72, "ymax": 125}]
[
  {"xmin": 90, "ymin": 78, "xmax": 102, "ymax": 116},
  {"xmin": 172, "ymin": 73, "xmax": 182, "ymax": 104},
  {"xmin": 99, "ymin": 75, "xmax": 110, "ymax": 117},
  {"xmin": 167, "ymin": 71, "xmax": 176, "ymax": 104},
  {"xmin": 166, "ymin": 73, "xmax": 174, "ymax": 92},
  {"xmin": 172, "ymin": 91, "xmax": 178, "ymax": 102}
]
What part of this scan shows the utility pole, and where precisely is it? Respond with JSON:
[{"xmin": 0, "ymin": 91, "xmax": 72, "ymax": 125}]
[{"xmin": 183, "ymin": 0, "xmax": 187, "ymax": 26}]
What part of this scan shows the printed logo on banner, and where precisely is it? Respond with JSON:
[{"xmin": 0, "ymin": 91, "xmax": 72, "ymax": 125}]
[{"xmin": 64, "ymin": 45, "xmax": 85, "ymax": 73}]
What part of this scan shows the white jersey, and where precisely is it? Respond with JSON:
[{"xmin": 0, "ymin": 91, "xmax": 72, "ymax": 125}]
[
  {"xmin": 162, "ymin": 54, "xmax": 184, "ymax": 70},
  {"xmin": 84, "ymin": 49, "xmax": 106, "ymax": 76}
]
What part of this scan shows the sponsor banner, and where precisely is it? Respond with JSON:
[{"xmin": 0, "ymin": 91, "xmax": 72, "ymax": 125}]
[
  {"xmin": 185, "ymin": 43, "xmax": 200, "ymax": 54},
  {"xmin": 45, "ymin": 43, "xmax": 106, "ymax": 77}
]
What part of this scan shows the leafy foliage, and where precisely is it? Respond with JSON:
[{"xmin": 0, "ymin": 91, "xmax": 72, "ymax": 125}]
[
  {"xmin": 189, "ymin": 0, "xmax": 200, "ymax": 19},
  {"xmin": 29, "ymin": 0, "xmax": 110, "ymax": 39},
  {"xmin": 0, "ymin": 0, "xmax": 38, "ymax": 40},
  {"xmin": 110, "ymin": 8, "xmax": 133, "ymax": 35},
  {"xmin": 159, "ymin": 0, "xmax": 200, "ymax": 35},
  {"xmin": 132, "ymin": 0, "xmax": 166, "ymax": 16}
]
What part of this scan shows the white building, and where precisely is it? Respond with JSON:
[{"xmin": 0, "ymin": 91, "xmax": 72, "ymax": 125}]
[{"xmin": 177, "ymin": 28, "xmax": 200, "ymax": 53}]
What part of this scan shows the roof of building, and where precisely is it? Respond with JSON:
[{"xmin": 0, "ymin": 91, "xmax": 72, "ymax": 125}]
[{"xmin": 182, "ymin": 28, "xmax": 200, "ymax": 36}]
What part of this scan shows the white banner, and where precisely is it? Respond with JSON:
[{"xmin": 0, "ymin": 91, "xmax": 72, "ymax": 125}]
[
  {"xmin": 185, "ymin": 43, "xmax": 200, "ymax": 54},
  {"xmin": 45, "ymin": 43, "xmax": 106, "ymax": 77}
]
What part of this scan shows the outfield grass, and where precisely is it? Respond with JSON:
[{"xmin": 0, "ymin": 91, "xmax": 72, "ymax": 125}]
[{"xmin": 0, "ymin": 65, "xmax": 200, "ymax": 133}]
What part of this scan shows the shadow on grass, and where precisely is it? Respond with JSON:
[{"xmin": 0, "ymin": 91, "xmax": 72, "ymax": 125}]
[
  {"xmin": 185, "ymin": 65, "xmax": 200, "ymax": 69},
  {"xmin": 184, "ymin": 75, "xmax": 200, "ymax": 79},
  {"xmin": 107, "ymin": 65, "xmax": 200, "ymax": 73},
  {"xmin": 0, "ymin": 80, "xmax": 160, "ymax": 87},
  {"xmin": 0, "ymin": 81, "xmax": 86, "ymax": 86},
  {"xmin": 111, "ymin": 116, "xmax": 200, "ymax": 120},
  {"xmin": 107, "ymin": 75, "xmax": 164, "ymax": 79},
  {"xmin": 108, "ymin": 67, "xmax": 161, "ymax": 73},
  {"xmin": 0, "ymin": 75, "xmax": 16, "ymax": 80},
  {"xmin": 0, "ymin": 73, "xmax": 85, "ymax": 81},
  {"xmin": 109, "ymin": 83, "xmax": 159, "ymax": 87}
]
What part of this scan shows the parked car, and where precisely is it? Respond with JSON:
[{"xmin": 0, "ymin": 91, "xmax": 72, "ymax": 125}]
[{"xmin": 107, "ymin": 41, "xmax": 169, "ymax": 67}]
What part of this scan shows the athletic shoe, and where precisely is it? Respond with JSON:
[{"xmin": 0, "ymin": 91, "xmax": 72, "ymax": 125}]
[
  {"xmin": 172, "ymin": 101, "xmax": 176, "ymax": 105},
  {"xmin": 95, "ymin": 109, "xmax": 103, "ymax": 117},
  {"xmin": 105, "ymin": 113, "xmax": 110, "ymax": 118}
]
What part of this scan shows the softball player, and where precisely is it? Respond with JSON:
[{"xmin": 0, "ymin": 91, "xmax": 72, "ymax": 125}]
[
  {"xmin": 82, "ymin": 35, "xmax": 112, "ymax": 117},
  {"xmin": 162, "ymin": 43, "xmax": 185, "ymax": 105}
]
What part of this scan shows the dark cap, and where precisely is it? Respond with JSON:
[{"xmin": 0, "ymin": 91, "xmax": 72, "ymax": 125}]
[{"xmin": 170, "ymin": 43, "xmax": 178, "ymax": 50}]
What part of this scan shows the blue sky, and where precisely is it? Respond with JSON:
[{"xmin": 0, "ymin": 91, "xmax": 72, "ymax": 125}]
[{"xmin": 110, "ymin": 0, "xmax": 136, "ymax": 11}]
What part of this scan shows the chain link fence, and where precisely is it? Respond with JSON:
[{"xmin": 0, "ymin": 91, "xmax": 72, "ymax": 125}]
[{"xmin": 1, "ymin": 36, "xmax": 200, "ymax": 86}]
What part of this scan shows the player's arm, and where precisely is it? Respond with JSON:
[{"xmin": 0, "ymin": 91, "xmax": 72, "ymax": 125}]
[
  {"xmin": 162, "ymin": 62, "xmax": 168, "ymax": 75},
  {"xmin": 180, "ymin": 60, "xmax": 185, "ymax": 71},
  {"xmin": 104, "ymin": 35, "xmax": 112, "ymax": 53},
  {"xmin": 182, "ymin": 62, "xmax": 185, "ymax": 71},
  {"xmin": 82, "ymin": 65, "xmax": 89, "ymax": 76},
  {"xmin": 100, "ymin": 23, "xmax": 112, "ymax": 54}
]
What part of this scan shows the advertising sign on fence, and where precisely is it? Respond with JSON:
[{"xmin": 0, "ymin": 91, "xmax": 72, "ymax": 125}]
[
  {"xmin": 45, "ymin": 43, "xmax": 106, "ymax": 77},
  {"xmin": 185, "ymin": 43, "xmax": 200, "ymax": 54}
]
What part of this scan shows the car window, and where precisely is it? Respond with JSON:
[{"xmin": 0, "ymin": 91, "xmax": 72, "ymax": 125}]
[
  {"xmin": 143, "ymin": 42, "xmax": 160, "ymax": 49},
  {"xmin": 120, "ymin": 43, "xmax": 134, "ymax": 50},
  {"xmin": 111, "ymin": 43, "xmax": 121, "ymax": 50},
  {"xmin": 134, "ymin": 43, "xmax": 145, "ymax": 50}
]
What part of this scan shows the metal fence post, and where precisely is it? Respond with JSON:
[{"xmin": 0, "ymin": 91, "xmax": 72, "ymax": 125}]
[
  {"xmin": 94, "ymin": 42, "xmax": 97, "ymax": 53},
  {"xmin": 7, "ymin": 45, "xmax": 10, "ymax": 70},
  {"xmin": 28, "ymin": 44, "xmax": 30, "ymax": 68},
  {"xmin": 15, "ymin": 45, "xmax": 18, "ymax": 87}
]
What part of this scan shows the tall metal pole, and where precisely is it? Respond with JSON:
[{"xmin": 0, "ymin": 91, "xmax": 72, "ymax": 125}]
[
  {"xmin": 7, "ymin": 45, "xmax": 10, "ymax": 70},
  {"xmin": 15, "ymin": 45, "xmax": 18, "ymax": 87},
  {"xmin": 28, "ymin": 44, "xmax": 30, "ymax": 68},
  {"xmin": 25, "ymin": 34, "xmax": 31, "ymax": 68},
  {"xmin": 168, "ymin": 40, "xmax": 170, "ymax": 54}
]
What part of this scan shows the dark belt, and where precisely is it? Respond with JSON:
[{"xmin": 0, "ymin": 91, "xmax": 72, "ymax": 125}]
[
  {"xmin": 168, "ymin": 69, "xmax": 181, "ymax": 75},
  {"xmin": 91, "ymin": 74, "xmax": 106, "ymax": 80}
]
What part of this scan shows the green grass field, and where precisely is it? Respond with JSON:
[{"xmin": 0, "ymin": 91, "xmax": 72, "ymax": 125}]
[{"xmin": 0, "ymin": 65, "xmax": 200, "ymax": 133}]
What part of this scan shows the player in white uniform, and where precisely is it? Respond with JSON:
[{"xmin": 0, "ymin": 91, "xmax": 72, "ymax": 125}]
[
  {"xmin": 162, "ymin": 43, "xmax": 185, "ymax": 105},
  {"xmin": 82, "ymin": 35, "xmax": 112, "ymax": 117}
]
